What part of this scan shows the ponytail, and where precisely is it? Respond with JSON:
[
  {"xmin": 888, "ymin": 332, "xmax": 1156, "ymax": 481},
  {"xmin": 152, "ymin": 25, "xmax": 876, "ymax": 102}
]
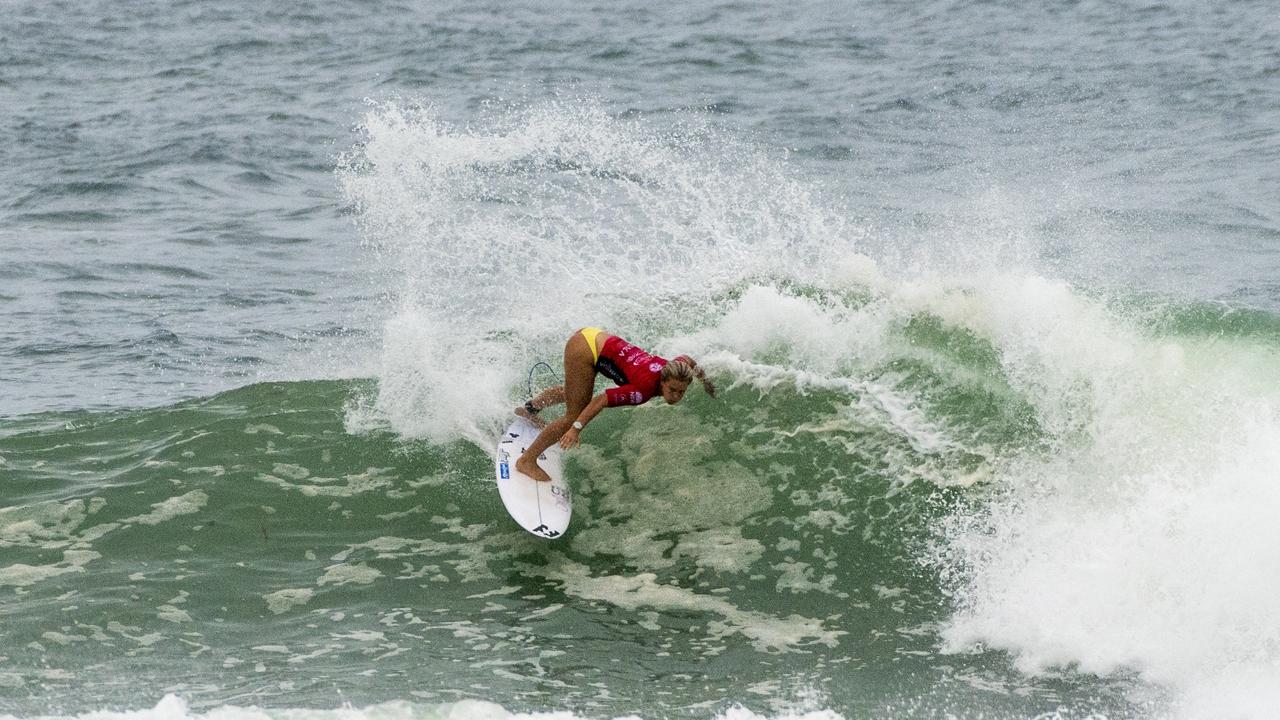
[{"xmin": 668, "ymin": 355, "xmax": 716, "ymax": 398}]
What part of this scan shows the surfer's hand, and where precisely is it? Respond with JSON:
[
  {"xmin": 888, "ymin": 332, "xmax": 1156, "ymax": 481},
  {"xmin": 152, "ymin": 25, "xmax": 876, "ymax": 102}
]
[{"xmin": 559, "ymin": 428, "xmax": 581, "ymax": 450}]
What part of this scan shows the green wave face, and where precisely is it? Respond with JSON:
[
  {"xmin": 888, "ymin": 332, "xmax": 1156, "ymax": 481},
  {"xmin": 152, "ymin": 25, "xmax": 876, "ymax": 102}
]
[
  {"xmin": 1, "ymin": 298, "xmax": 1188, "ymax": 718},
  {"xmin": 7, "ymin": 275, "xmax": 1280, "ymax": 717}
]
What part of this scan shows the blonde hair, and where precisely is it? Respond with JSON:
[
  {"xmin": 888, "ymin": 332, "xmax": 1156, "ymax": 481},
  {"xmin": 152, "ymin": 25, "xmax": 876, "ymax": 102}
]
[
  {"xmin": 662, "ymin": 355, "xmax": 716, "ymax": 398},
  {"xmin": 660, "ymin": 360, "xmax": 696, "ymax": 384}
]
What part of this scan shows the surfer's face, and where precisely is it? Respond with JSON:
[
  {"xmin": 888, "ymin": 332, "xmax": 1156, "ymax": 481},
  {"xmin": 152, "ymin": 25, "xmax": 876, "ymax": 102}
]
[{"xmin": 660, "ymin": 378, "xmax": 691, "ymax": 404}]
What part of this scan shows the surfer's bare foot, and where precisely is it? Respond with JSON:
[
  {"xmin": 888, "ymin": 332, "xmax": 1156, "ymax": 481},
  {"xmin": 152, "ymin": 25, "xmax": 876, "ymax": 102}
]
[
  {"xmin": 514, "ymin": 406, "xmax": 547, "ymax": 429},
  {"xmin": 515, "ymin": 454, "xmax": 553, "ymax": 482}
]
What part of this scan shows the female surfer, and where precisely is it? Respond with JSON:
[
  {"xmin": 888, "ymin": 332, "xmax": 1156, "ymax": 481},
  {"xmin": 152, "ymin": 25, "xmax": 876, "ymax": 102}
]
[{"xmin": 514, "ymin": 327, "xmax": 716, "ymax": 482}]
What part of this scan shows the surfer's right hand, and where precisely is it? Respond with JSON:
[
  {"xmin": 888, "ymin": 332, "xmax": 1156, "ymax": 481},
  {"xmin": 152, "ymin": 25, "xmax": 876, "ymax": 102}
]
[{"xmin": 559, "ymin": 427, "xmax": 581, "ymax": 450}]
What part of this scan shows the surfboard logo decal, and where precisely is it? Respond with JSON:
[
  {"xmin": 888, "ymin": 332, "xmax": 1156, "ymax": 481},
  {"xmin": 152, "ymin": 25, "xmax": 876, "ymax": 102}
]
[
  {"xmin": 551, "ymin": 484, "xmax": 571, "ymax": 510},
  {"xmin": 499, "ymin": 463, "xmax": 510, "ymax": 479}
]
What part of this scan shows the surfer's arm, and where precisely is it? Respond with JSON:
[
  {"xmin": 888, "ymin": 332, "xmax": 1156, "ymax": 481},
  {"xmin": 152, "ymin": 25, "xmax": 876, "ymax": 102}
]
[{"xmin": 558, "ymin": 393, "xmax": 608, "ymax": 450}]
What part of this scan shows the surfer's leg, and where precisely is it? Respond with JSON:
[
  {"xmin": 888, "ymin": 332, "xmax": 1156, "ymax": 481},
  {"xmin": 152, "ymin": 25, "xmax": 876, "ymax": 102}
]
[
  {"xmin": 515, "ymin": 385, "xmax": 564, "ymax": 427},
  {"xmin": 517, "ymin": 333, "xmax": 594, "ymax": 482}
]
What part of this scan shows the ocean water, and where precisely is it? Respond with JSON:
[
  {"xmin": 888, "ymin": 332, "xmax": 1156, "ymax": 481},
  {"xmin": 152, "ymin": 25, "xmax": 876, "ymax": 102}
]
[{"xmin": 3, "ymin": 1, "xmax": 1280, "ymax": 719}]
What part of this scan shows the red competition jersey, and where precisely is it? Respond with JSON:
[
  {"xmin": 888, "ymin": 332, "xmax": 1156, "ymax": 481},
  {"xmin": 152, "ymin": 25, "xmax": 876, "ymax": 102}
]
[{"xmin": 596, "ymin": 336, "xmax": 668, "ymax": 407}]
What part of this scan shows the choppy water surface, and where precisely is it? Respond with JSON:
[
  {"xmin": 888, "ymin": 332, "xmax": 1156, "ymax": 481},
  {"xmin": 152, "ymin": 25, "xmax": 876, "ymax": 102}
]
[{"xmin": 3, "ymin": 1, "xmax": 1280, "ymax": 719}]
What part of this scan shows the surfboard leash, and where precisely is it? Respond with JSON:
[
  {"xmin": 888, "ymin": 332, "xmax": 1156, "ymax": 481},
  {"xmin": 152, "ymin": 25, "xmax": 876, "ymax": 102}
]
[{"xmin": 526, "ymin": 361, "xmax": 560, "ymax": 400}]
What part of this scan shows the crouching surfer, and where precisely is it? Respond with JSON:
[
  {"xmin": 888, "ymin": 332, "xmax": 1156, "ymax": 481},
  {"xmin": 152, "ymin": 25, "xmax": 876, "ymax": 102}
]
[{"xmin": 514, "ymin": 327, "xmax": 715, "ymax": 482}]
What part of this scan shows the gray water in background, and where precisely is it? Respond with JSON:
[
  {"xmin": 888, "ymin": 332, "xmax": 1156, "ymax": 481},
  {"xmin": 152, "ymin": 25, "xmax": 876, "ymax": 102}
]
[{"xmin": 4, "ymin": 0, "xmax": 1279, "ymax": 416}]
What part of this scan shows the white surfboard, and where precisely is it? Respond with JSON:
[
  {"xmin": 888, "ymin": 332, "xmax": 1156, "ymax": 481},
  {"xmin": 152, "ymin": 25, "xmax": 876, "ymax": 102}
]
[{"xmin": 494, "ymin": 416, "xmax": 572, "ymax": 539}]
